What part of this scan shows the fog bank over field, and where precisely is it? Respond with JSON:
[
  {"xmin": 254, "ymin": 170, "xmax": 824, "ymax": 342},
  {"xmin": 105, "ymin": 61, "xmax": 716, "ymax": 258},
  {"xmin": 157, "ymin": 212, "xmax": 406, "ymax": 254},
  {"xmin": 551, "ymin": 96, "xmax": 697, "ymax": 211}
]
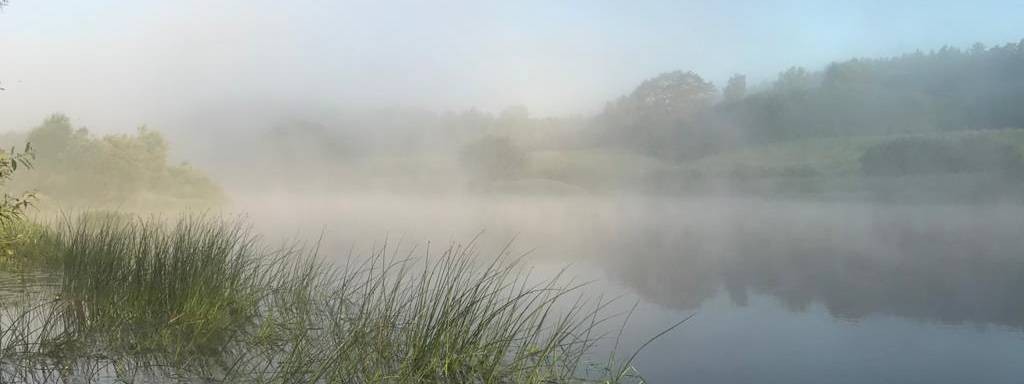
[{"xmin": 4, "ymin": 1, "xmax": 1024, "ymax": 201}]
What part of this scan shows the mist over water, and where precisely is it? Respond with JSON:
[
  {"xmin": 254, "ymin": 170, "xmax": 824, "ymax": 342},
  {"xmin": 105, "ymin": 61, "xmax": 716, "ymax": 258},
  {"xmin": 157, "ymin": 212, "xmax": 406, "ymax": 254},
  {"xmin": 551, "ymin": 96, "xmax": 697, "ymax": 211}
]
[
  {"xmin": 230, "ymin": 193, "xmax": 1024, "ymax": 382},
  {"xmin": 240, "ymin": 193, "xmax": 1024, "ymax": 328},
  {"xmin": 4, "ymin": 1, "xmax": 1024, "ymax": 383}
]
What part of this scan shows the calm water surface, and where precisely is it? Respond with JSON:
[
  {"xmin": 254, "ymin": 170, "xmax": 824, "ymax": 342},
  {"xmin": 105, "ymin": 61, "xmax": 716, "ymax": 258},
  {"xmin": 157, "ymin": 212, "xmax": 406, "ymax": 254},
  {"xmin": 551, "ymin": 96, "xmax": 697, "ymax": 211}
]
[{"xmin": 241, "ymin": 193, "xmax": 1024, "ymax": 383}]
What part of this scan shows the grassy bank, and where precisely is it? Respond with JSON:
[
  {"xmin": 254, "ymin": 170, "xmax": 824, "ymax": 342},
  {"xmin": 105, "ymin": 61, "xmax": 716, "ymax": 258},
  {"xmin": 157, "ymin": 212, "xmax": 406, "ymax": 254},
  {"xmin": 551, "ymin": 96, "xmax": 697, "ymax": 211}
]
[
  {"xmin": 507, "ymin": 129, "xmax": 1024, "ymax": 202},
  {"xmin": 0, "ymin": 214, "xmax": 645, "ymax": 383}
]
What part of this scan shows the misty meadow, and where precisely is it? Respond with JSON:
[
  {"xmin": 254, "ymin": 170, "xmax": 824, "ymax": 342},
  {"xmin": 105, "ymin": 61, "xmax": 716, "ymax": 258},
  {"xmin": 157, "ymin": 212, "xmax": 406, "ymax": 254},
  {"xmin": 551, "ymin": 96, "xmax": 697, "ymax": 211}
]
[{"xmin": 2, "ymin": 1, "xmax": 1024, "ymax": 383}]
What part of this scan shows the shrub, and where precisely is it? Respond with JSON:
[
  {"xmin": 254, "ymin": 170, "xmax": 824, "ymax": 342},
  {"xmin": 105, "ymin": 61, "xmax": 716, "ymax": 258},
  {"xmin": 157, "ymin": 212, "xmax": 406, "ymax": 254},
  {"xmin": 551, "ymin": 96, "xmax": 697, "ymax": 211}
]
[
  {"xmin": 14, "ymin": 114, "xmax": 224, "ymax": 208},
  {"xmin": 0, "ymin": 144, "xmax": 36, "ymax": 259},
  {"xmin": 860, "ymin": 136, "xmax": 1024, "ymax": 176},
  {"xmin": 459, "ymin": 135, "xmax": 526, "ymax": 181},
  {"xmin": 0, "ymin": 144, "xmax": 34, "ymax": 225}
]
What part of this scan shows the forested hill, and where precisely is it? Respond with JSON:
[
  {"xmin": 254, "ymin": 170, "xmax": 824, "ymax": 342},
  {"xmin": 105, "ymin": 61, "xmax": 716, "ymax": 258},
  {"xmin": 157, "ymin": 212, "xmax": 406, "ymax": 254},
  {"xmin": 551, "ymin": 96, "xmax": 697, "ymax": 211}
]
[{"xmin": 593, "ymin": 40, "xmax": 1024, "ymax": 160}]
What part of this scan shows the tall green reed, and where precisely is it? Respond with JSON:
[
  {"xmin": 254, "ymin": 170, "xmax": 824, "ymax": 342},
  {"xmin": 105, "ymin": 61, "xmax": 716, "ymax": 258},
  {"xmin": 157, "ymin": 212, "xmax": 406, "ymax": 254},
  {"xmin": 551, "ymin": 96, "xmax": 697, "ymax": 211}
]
[{"xmin": 0, "ymin": 213, "xmax": 661, "ymax": 383}]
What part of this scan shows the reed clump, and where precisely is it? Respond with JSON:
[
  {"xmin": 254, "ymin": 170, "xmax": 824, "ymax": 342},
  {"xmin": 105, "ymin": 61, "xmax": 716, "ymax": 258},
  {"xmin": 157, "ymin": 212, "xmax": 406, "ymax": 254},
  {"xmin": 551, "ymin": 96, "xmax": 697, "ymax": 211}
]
[
  {"xmin": 52, "ymin": 213, "xmax": 265, "ymax": 361},
  {"xmin": 0, "ymin": 213, "xmax": 643, "ymax": 383}
]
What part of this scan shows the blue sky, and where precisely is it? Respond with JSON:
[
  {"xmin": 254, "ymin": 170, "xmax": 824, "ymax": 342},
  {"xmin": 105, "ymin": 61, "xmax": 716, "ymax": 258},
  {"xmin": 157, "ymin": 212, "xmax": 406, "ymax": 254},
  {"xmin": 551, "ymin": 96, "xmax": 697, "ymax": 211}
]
[{"xmin": 1, "ymin": 0, "xmax": 1023, "ymax": 130}]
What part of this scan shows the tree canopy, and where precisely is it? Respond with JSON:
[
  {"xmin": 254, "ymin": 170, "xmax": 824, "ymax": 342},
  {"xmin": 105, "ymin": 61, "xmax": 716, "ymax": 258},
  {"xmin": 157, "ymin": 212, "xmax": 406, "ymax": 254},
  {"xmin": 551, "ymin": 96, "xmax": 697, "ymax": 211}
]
[
  {"xmin": 10, "ymin": 115, "xmax": 224, "ymax": 208},
  {"xmin": 591, "ymin": 40, "xmax": 1024, "ymax": 160}
]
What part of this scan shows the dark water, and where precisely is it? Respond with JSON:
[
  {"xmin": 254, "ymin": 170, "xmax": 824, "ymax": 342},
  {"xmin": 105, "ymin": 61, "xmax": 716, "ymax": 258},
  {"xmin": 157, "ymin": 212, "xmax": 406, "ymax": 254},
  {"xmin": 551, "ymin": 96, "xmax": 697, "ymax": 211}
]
[
  {"xmin": 0, "ymin": 269, "xmax": 59, "ymax": 304},
  {"xmin": 241, "ymin": 193, "xmax": 1024, "ymax": 383}
]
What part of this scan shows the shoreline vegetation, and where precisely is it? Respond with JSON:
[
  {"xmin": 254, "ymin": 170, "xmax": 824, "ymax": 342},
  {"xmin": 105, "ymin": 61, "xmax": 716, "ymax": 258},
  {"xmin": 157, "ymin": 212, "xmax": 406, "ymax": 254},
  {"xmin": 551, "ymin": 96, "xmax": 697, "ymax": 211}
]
[
  {"xmin": 0, "ymin": 213, "xmax": 655, "ymax": 383},
  {"xmin": 8, "ymin": 113, "xmax": 1024, "ymax": 206},
  {"xmin": 0, "ymin": 114, "xmax": 225, "ymax": 211},
  {"xmin": 3, "ymin": 39, "xmax": 1022, "ymax": 207}
]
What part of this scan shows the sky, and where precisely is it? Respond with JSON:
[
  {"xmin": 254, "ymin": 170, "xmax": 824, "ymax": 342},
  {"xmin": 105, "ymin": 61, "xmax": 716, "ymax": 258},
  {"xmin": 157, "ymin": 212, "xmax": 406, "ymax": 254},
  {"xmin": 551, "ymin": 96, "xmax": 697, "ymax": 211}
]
[{"xmin": 1, "ymin": 0, "xmax": 1023, "ymax": 132}]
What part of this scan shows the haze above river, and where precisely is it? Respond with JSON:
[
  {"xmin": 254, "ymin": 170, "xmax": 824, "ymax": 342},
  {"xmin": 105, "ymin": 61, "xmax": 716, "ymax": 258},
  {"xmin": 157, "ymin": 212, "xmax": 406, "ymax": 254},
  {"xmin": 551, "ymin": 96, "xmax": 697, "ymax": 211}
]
[{"xmin": 238, "ymin": 193, "xmax": 1024, "ymax": 383}]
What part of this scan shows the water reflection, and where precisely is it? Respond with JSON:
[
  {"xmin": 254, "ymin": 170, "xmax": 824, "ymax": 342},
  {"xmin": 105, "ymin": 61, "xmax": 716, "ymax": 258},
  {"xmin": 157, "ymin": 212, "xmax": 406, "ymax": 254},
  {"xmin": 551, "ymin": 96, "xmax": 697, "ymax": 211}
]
[
  {"xmin": 602, "ymin": 199, "xmax": 1024, "ymax": 327},
  {"xmin": 0, "ymin": 270, "xmax": 59, "ymax": 304},
  {"xmin": 238, "ymin": 194, "xmax": 1024, "ymax": 328}
]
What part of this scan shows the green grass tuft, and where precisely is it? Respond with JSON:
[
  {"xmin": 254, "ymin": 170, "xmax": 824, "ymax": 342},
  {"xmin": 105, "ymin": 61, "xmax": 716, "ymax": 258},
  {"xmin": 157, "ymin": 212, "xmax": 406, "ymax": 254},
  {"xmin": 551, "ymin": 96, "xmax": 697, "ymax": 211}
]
[{"xmin": 0, "ymin": 213, "xmax": 653, "ymax": 383}]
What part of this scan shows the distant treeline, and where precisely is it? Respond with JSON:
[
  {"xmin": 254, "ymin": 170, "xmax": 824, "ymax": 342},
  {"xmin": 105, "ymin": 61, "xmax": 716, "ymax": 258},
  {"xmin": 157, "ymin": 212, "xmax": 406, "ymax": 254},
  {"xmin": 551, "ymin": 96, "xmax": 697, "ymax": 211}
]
[
  {"xmin": 94, "ymin": 38, "xmax": 1024, "ymax": 193},
  {"xmin": 594, "ymin": 40, "xmax": 1024, "ymax": 160},
  {"xmin": 258, "ymin": 39, "xmax": 1024, "ymax": 168}
]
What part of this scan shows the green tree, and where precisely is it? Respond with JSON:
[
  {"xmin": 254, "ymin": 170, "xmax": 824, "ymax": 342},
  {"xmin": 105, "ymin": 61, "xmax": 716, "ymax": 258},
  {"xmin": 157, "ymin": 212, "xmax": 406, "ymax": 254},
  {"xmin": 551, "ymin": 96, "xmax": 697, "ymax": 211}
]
[
  {"xmin": 723, "ymin": 74, "xmax": 747, "ymax": 102},
  {"xmin": 26, "ymin": 114, "xmax": 76, "ymax": 157},
  {"xmin": 596, "ymin": 70, "xmax": 718, "ymax": 159},
  {"xmin": 628, "ymin": 70, "xmax": 716, "ymax": 117},
  {"xmin": 16, "ymin": 115, "xmax": 224, "ymax": 207},
  {"xmin": 773, "ymin": 66, "xmax": 814, "ymax": 92}
]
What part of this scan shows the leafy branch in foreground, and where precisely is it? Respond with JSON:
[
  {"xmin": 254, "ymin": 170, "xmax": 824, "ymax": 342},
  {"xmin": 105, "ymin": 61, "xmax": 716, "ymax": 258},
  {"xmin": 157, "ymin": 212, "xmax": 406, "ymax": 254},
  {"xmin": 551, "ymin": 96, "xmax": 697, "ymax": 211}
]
[
  {"xmin": 0, "ymin": 143, "xmax": 36, "ymax": 226},
  {"xmin": 0, "ymin": 143, "xmax": 37, "ymax": 259}
]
